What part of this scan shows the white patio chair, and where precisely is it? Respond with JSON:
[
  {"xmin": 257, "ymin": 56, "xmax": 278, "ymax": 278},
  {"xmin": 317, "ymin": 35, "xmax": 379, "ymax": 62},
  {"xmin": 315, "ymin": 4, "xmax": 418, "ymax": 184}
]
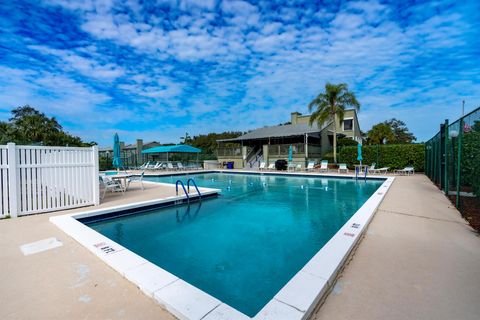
[
  {"xmin": 319, "ymin": 160, "xmax": 329, "ymax": 172},
  {"xmin": 99, "ymin": 175, "xmax": 125, "ymax": 200},
  {"xmin": 127, "ymin": 171, "xmax": 144, "ymax": 190},
  {"xmin": 287, "ymin": 163, "xmax": 296, "ymax": 172},
  {"xmin": 267, "ymin": 163, "xmax": 276, "ymax": 170},
  {"xmin": 368, "ymin": 163, "xmax": 376, "ymax": 171},
  {"xmin": 177, "ymin": 162, "xmax": 185, "ymax": 170},
  {"xmin": 259, "ymin": 162, "xmax": 266, "ymax": 170},
  {"xmin": 167, "ymin": 162, "xmax": 175, "ymax": 171},
  {"xmin": 295, "ymin": 164, "xmax": 302, "ymax": 171},
  {"xmin": 306, "ymin": 161, "xmax": 315, "ymax": 171},
  {"xmin": 338, "ymin": 163, "xmax": 349, "ymax": 173}
]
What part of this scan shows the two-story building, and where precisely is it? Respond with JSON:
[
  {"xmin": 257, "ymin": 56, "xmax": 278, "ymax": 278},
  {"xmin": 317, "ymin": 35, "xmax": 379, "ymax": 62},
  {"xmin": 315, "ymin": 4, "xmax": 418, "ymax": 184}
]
[{"xmin": 216, "ymin": 109, "xmax": 362, "ymax": 169}]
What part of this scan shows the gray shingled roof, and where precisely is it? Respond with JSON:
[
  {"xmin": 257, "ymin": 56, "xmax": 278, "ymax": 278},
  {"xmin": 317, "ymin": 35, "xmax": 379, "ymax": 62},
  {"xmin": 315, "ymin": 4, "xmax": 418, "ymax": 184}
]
[{"xmin": 218, "ymin": 121, "xmax": 331, "ymax": 142}]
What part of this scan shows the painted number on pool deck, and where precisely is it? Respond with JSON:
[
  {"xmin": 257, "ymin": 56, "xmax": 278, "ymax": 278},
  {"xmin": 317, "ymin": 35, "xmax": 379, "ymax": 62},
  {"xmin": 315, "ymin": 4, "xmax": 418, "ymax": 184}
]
[{"xmin": 94, "ymin": 242, "xmax": 116, "ymax": 254}]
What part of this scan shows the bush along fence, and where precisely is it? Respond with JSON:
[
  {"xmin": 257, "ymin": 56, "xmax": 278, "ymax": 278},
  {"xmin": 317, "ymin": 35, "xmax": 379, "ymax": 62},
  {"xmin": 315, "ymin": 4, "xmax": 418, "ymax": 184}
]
[
  {"xmin": 425, "ymin": 106, "xmax": 480, "ymax": 230},
  {"xmin": 338, "ymin": 144, "xmax": 425, "ymax": 171}
]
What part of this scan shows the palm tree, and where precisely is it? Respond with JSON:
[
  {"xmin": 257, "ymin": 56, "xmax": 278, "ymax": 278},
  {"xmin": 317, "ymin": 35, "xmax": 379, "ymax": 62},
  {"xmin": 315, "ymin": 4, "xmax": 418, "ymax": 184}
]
[{"xmin": 308, "ymin": 83, "xmax": 360, "ymax": 163}]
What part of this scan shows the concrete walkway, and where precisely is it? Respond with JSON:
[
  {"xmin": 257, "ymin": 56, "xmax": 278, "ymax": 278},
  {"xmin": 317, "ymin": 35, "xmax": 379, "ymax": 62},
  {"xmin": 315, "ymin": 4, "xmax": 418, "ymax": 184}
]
[
  {"xmin": 0, "ymin": 182, "xmax": 177, "ymax": 320},
  {"xmin": 0, "ymin": 174, "xmax": 479, "ymax": 320},
  {"xmin": 313, "ymin": 175, "xmax": 480, "ymax": 320}
]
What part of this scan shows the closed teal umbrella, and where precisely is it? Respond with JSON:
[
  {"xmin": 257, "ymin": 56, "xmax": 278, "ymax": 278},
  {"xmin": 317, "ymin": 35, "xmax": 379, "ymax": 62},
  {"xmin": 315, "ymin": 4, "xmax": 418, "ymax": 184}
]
[
  {"xmin": 112, "ymin": 133, "xmax": 122, "ymax": 170},
  {"xmin": 288, "ymin": 145, "xmax": 293, "ymax": 163},
  {"xmin": 357, "ymin": 143, "xmax": 363, "ymax": 166}
]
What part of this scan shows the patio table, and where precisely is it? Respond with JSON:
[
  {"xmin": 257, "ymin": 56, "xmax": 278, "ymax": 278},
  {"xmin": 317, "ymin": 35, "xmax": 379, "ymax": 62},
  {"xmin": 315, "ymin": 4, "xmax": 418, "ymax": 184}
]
[{"xmin": 110, "ymin": 173, "xmax": 132, "ymax": 190}]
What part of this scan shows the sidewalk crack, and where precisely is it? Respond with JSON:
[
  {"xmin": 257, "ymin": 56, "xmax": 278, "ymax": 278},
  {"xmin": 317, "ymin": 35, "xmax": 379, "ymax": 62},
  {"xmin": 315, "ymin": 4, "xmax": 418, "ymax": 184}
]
[{"xmin": 378, "ymin": 209, "xmax": 465, "ymax": 224}]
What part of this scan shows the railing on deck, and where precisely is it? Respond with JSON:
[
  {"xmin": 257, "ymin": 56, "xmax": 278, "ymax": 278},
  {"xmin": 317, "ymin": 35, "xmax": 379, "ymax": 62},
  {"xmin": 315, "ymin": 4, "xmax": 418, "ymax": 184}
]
[{"xmin": 217, "ymin": 147, "xmax": 242, "ymax": 158}]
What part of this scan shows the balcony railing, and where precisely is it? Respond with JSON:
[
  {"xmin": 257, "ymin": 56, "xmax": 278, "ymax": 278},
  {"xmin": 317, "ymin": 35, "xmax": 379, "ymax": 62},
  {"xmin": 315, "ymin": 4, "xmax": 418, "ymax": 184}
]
[
  {"xmin": 217, "ymin": 147, "xmax": 242, "ymax": 158},
  {"xmin": 268, "ymin": 143, "xmax": 323, "ymax": 157}
]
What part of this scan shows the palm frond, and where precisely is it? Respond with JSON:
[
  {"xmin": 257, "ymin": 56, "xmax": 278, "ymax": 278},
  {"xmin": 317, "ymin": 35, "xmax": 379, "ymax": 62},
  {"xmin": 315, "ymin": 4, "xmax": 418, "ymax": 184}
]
[{"xmin": 338, "ymin": 91, "xmax": 360, "ymax": 110}]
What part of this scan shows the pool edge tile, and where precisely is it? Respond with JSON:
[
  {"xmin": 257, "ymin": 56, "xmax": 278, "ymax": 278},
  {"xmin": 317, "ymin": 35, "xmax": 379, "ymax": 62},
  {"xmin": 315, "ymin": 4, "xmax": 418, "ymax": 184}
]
[
  {"xmin": 201, "ymin": 303, "xmax": 251, "ymax": 320},
  {"xmin": 124, "ymin": 262, "xmax": 179, "ymax": 297},
  {"xmin": 274, "ymin": 270, "xmax": 329, "ymax": 315},
  {"xmin": 153, "ymin": 279, "xmax": 221, "ymax": 320},
  {"xmin": 253, "ymin": 299, "xmax": 304, "ymax": 320}
]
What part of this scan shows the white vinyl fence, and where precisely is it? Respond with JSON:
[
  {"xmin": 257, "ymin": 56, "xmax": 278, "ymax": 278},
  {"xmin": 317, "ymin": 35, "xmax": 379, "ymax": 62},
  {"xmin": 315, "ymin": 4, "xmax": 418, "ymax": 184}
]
[{"xmin": 0, "ymin": 143, "xmax": 99, "ymax": 218}]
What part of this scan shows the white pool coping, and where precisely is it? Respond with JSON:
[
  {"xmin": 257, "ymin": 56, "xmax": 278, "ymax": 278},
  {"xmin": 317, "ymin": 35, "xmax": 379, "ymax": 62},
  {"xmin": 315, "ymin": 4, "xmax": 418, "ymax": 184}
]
[{"xmin": 51, "ymin": 174, "xmax": 394, "ymax": 320}]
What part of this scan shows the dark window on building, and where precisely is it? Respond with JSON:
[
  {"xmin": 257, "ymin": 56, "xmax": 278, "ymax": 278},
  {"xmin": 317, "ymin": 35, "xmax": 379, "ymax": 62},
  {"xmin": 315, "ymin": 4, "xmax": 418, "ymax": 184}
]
[{"xmin": 343, "ymin": 119, "xmax": 353, "ymax": 130}]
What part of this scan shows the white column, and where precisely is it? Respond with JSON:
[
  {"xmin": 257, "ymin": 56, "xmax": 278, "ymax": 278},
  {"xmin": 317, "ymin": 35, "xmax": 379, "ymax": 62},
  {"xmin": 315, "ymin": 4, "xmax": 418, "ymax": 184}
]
[
  {"xmin": 92, "ymin": 145, "xmax": 100, "ymax": 205},
  {"xmin": 7, "ymin": 143, "xmax": 19, "ymax": 218}
]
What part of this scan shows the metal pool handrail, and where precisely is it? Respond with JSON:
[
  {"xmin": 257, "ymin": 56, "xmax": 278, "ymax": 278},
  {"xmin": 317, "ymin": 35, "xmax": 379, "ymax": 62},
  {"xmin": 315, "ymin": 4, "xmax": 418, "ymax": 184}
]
[
  {"xmin": 187, "ymin": 178, "xmax": 202, "ymax": 201},
  {"xmin": 176, "ymin": 180, "xmax": 190, "ymax": 203},
  {"xmin": 355, "ymin": 166, "xmax": 368, "ymax": 181}
]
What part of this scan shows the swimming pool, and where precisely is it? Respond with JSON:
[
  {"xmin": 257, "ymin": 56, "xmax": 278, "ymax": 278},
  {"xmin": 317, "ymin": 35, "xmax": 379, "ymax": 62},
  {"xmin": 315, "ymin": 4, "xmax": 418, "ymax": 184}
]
[{"xmin": 85, "ymin": 172, "xmax": 384, "ymax": 317}]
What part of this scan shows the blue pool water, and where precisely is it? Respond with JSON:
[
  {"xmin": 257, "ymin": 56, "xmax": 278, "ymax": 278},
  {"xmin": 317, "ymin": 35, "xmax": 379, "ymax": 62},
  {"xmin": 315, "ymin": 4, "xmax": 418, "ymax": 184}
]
[{"xmin": 87, "ymin": 172, "xmax": 383, "ymax": 316}]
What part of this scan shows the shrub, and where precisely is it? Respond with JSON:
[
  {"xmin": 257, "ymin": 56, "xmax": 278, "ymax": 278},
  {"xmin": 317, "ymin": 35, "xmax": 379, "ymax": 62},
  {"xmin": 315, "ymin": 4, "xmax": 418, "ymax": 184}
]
[
  {"xmin": 337, "ymin": 138, "xmax": 358, "ymax": 147},
  {"xmin": 460, "ymin": 130, "xmax": 480, "ymax": 196},
  {"xmin": 99, "ymin": 156, "xmax": 114, "ymax": 171},
  {"xmin": 339, "ymin": 143, "xmax": 425, "ymax": 171},
  {"xmin": 321, "ymin": 152, "xmax": 335, "ymax": 163}
]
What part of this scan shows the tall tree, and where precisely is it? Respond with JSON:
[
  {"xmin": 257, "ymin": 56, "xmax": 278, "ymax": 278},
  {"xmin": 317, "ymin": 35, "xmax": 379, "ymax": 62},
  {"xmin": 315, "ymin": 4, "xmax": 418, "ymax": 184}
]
[
  {"xmin": 1, "ymin": 105, "xmax": 92, "ymax": 146},
  {"xmin": 366, "ymin": 118, "xmax": 416, "ymax": 144},
  {"xmin": 367, "ymin": 123, "xmax": 395, "ymax": 145},
  {"xmin": 384, "ymin": 118, "xmax": 416, "ymax": 144},
  {"xmin": 180, "ymin": 132, "xmax": 192, "ymax": 144},
  {"xmin": 308, "ymin": 83, "xmax": 360, "ymax": 163}
]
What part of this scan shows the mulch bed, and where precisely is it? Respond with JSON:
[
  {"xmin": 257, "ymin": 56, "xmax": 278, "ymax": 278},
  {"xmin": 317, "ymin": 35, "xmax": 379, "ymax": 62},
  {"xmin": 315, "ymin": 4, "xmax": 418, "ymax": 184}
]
[{"xmin": 448, "ymin": 195, "xmax": 480, "ymax": 232}]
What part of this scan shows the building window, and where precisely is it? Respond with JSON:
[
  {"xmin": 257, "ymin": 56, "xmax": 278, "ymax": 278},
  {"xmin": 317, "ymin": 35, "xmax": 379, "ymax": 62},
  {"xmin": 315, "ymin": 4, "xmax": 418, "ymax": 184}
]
[{"xmin": 343, "ymin": 119, "xmax": 353, "ymax": 131}]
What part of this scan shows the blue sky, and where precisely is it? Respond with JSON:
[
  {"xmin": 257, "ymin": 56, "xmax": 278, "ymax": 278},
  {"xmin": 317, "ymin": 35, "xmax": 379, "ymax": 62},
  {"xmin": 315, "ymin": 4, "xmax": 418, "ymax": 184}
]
[{"xmin": 0, "ymin": 0, "xmax": 479, "ymax": 146}]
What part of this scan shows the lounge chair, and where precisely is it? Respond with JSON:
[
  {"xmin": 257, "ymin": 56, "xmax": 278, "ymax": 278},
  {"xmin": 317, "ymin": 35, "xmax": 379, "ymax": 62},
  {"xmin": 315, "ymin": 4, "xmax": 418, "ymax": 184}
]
[
  {"xmin": 267, "ymin": 163, "xmax": 275, "ymax": 170},
  {"xmin": 167, "ymin": 162, "xmax": 175, "ymax": 171},
  {"xmin": 368, "ymin": 163, "xmax": 376, "ymax": 171},
  {"xmin": 370, "ymin": 167, "xmax": 389, "ymax": 174},
  {"xmin": 295, "ymin": 164, "xmax": 302, "ymax": 171},
  {"xmin": 306, "ymin": 161, "xmax": 315, "ymax": 171},
  {"xmin": 287, "ymin": 163, "xmax": 296, "ymax": 172},
  {"xmin": 139, "ymin": 162, "xmax": 149, "ymax": 170},
  {"xmin": 394, "ymin": 167, "xmax": 415, "ymax": 175},
  {"xmin": 151, "ymin": 162, "xmax": 162, "ymax": 170},
  {"xmin": 99, "ymin": 175, "xmax": 125, "ymax": 200},
  {"xmin": 319, "ymin": 160, "xmax": 328, "ymax": 172},
  {"xmin": 147, "ymin": 162, "xmax": 159, "ymax": 170},
  {"xmin": 338, "ymin": 163, "xmax": 349, "ymax": 173},
  {"xmin": 127, "ymin": 171, "xmax": 145, "ymax": 190},
  {"xmin": 259, "ymin": 162, "xmax": 266, "ymax": 170},
  {"xmin": 191, "ymin": 163, "xmax": 202, "ymax": 170},
  {"xmin": 177, "ymin": 162, "xmax": 185, "ymax": 170}
]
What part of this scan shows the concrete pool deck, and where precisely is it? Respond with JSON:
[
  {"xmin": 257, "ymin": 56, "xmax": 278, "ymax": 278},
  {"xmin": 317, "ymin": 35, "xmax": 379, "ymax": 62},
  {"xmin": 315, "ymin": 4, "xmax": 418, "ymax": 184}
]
[{"xmin": 0, "ymin": 173, "xmax": 479, "ymax": 319}]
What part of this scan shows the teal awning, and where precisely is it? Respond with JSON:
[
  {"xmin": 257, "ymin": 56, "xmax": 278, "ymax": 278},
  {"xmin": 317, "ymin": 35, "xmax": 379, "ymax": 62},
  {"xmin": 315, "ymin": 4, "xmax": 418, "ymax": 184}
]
[{"xmin": 142, "ymin": 144, "xmax": 202, "ymax": 154}]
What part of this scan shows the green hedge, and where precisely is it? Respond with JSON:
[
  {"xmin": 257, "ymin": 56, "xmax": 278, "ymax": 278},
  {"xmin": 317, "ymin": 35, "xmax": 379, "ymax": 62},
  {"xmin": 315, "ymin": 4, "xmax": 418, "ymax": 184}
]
[
  {"xmin": 338, "ymin": 144, "xmax": 425, "ymax": 171},
  {"xmin": 461, "ymin": 130, "xmax": 480, "ymax": 196}
]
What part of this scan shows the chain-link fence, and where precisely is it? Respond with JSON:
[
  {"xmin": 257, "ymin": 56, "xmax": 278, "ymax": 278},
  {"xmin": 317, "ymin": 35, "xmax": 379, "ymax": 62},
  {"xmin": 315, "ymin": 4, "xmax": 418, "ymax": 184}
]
[{"xmin": 425, "ymin": 106, "xmax": 480, "ymax": 230}]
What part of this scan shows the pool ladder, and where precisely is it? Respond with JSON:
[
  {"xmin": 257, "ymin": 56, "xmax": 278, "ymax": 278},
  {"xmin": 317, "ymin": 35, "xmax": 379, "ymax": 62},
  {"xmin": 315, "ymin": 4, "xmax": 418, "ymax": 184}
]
[
  {"xmin": 187, "ymin": 178, "xmax": 202, "ymax": 201},
  {"xmin": 175, "ymin": 179, "xmax": 202, "ymax": 203},
  {"xmin": 355, "ymin": 166, "xmax": 368, "ymax": 181}
]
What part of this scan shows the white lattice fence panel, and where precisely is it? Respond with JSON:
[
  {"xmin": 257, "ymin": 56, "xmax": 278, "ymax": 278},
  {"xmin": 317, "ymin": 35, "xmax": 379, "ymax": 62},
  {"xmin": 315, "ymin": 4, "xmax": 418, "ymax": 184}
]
[
  {"xmin": 0, "ymin": 146, "xmax": 9, "ymax": 217},
  {"xmin": 0, "ymin": 144, "xmax": 99, "ymax": 217}
]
